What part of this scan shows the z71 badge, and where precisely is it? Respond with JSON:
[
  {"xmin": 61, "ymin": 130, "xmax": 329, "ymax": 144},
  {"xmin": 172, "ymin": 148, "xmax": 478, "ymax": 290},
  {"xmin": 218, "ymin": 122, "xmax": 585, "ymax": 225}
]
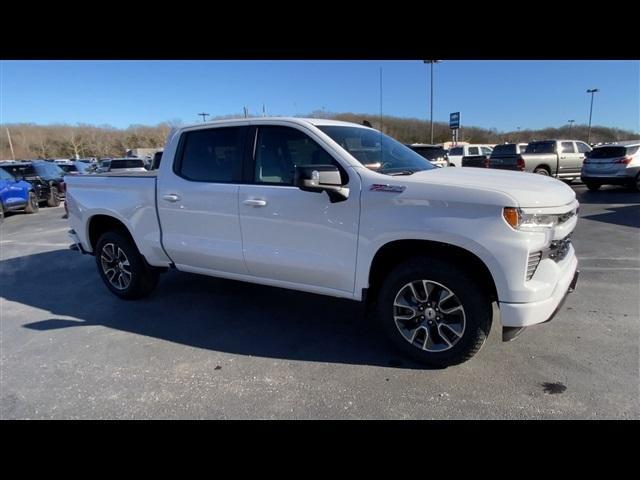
[{"xmin": 370, "ymin": 184, "xmax": 406, "ymax": 193}]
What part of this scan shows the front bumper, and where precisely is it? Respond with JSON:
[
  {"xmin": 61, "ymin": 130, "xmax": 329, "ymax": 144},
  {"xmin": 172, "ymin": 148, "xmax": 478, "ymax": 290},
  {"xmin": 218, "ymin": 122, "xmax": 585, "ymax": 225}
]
[{"xmin": 499, "ymin": 253, "xmax": 578, "ymax": 328}]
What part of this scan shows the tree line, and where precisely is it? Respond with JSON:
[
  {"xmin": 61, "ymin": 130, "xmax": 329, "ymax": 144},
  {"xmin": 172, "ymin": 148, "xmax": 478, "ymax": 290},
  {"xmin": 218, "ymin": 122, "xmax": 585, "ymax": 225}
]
[{"xmin": 1, "ymin": 114, "xmax": 637, "ymax": 160}]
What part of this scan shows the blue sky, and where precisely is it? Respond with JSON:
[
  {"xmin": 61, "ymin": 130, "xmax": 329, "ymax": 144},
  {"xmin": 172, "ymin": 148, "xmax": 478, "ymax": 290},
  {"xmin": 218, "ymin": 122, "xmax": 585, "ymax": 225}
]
[{"xmin": 1, "ymin": 60, "xmax": 638, "ymax": 132}]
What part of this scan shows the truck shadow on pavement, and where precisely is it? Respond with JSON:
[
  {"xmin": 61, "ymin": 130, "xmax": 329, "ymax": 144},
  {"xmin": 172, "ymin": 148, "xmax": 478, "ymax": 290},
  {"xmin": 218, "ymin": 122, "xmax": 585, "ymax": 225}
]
[
  {"xmin": 580, "ymin": 204, "xmax": 640, "ymax": 228},
  {"xmin": 2, "ymin": 248, "xmax": 440, "ymax": 370},
  {"xmin": 573, "ymin": 186, "xmax": 640, "ymax": 205}
]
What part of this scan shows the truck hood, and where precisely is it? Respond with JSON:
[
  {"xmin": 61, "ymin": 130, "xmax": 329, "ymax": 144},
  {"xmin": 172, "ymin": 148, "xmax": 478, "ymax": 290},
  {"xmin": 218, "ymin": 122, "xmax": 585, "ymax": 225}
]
[{"xmin": 408, "ymin": 167, "xmax": 576, "ymax": 208}]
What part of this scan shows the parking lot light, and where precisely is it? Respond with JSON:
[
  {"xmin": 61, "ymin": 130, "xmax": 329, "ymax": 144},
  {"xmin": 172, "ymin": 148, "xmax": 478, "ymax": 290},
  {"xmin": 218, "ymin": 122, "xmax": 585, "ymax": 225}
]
[{"xmin": 586, "ymin": 89, "xmax": 599, "ymax": 143}]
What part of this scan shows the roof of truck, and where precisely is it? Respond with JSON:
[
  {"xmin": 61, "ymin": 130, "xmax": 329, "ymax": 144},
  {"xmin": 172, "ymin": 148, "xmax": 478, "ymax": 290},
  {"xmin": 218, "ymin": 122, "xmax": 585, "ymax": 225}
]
[{"xmin": 180, "ymin": 117, "xmax": 370, "ymax": 130}]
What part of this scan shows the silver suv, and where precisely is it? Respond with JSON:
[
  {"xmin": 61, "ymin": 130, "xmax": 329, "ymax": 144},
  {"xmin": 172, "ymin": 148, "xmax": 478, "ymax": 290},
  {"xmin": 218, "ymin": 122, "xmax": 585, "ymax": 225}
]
[{"xmin": 581, "ymin": 141, "xmax": 640, "ymax": 191}]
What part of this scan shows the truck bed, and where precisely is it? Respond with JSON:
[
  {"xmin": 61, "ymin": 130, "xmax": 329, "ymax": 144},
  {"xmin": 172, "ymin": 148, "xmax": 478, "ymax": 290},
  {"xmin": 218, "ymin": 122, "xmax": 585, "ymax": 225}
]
[{"xmin": 65, "ymin": 172, "xmax": 171, "ymax": 267}]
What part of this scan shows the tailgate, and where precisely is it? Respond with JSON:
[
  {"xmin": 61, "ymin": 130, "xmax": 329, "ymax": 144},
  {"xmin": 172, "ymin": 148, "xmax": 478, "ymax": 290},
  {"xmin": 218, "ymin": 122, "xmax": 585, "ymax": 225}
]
[{"xmin": 462, "ymin": 155, "xmax": 489, "ymax": 168}]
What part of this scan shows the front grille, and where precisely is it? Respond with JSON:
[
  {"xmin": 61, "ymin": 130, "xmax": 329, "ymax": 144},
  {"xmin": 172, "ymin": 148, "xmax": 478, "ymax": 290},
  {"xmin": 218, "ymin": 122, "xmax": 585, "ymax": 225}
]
[{"xmin": 526, "ymin": 251, "xmax": 542, "ymax": 281}]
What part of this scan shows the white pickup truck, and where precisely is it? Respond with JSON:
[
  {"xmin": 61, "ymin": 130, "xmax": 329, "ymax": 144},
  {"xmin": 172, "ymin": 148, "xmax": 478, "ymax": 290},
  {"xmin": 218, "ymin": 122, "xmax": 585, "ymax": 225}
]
[{"xmin": 66, "ymin": 118, "xmax": 579, "ymax": 366}]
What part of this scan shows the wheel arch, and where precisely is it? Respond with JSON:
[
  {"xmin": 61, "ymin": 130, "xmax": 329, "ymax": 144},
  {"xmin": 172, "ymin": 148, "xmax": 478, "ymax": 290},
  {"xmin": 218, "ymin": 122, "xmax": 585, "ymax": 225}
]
[
  {"xmin": 87, "ymin": 214, "xmax": 137, "ymax": 253},
  {"xmin": 534, "ymin": 164, "xmax": 552, "ymax": 174},
  {"xmin": 366, "ymin": 239, "xmax": 499, "ymax": 303}
]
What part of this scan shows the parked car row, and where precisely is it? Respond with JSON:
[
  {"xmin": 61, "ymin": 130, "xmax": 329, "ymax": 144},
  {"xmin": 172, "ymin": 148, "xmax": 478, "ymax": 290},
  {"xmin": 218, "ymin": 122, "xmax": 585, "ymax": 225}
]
[{"xmin": 0, "ymin": 160, "xmax": 65, "ymax": 217}]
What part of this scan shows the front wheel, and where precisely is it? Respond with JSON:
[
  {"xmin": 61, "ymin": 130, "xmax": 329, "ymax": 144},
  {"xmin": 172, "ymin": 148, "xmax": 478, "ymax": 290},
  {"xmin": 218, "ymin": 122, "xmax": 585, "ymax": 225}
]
[
  {"xmin": 374, "ymin": 258, "xmax": 492, "ymax": 367},
  {"xmin": 95, "ymin": 231, "xmax": 159, "ymax": 300},
  {"xmin": 585, "ymin": 182, "xmax": 601, "ymax": 191},
  {"xmin": 24, "ymin": 192, "xmax": 39, "ymax": 214},
  {"xmin": 534, "ymin": 167, "xmax": 550, "ymax": 176}
]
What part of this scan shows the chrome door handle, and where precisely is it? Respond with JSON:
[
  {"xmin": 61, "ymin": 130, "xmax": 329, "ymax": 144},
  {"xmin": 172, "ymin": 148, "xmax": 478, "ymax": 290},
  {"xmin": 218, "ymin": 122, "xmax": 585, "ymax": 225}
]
[
  {"xmin": 162, "ymin": 194, "xmax": 181, "ymax": 202},
  {"xmin": 243, "ymin": 199, "xmax": 267, "ymax": 207}
]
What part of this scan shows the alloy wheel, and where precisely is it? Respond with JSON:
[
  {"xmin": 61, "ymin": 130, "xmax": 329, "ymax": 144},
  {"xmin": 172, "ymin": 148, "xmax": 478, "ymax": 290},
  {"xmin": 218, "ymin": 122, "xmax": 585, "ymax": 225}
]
[
  {"xmin": 393, "ymin": 280, "xmax": 466, "ymax": 352},
  {"xmin": 100, "ymin": 243, "xmax": 132, "ymax": 290}
]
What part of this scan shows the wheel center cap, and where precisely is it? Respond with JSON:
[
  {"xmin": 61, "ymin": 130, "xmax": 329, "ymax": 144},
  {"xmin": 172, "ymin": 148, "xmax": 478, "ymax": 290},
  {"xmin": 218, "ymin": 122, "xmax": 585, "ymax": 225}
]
[
  {"xmin": 425, "ymin": 308, "xmax": 436, "ymax": 320},
  {"xmin": 118, "ymin": 262, "xmax": 123, "ymax": 269}
]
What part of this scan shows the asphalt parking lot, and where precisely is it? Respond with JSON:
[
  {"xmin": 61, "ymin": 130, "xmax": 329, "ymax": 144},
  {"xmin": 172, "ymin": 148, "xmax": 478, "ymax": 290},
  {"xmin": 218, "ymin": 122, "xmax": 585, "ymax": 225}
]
[{"xmin": 1, "ymin": 184, "xmax": 638, "ymax": 419}]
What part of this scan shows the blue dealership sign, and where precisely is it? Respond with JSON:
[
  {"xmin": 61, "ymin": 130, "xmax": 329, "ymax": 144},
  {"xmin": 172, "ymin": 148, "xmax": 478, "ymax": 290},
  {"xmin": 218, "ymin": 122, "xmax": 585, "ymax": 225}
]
[{"xmin": 450, "ymin": 112, "xmax": 460, "ymax": 129}]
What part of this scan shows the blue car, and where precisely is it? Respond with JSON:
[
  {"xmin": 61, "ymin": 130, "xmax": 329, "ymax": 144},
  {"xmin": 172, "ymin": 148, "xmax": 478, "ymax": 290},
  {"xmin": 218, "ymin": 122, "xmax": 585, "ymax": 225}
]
[{"xmin": 0, "ymin": 167, "xmax": 39, "ymax": 221}]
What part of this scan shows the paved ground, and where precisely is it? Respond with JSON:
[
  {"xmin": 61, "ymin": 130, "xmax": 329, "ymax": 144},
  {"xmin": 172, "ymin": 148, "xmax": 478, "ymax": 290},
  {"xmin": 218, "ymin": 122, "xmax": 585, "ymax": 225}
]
[{"xmin": 1, "ymin": 184, "xmax": 638, "ymax": 419}]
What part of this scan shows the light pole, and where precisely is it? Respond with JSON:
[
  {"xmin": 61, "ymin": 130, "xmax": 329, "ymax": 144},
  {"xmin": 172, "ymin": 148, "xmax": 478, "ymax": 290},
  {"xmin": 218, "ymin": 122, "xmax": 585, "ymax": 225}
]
[
  {"xmin": 567, "ymin": 119, "xmax": 575, "ymax": 135},
  {"xmin": 586, "ymin": 89, "xmax": 599, "ymax": 144},
  {"xmin": 424, "ymin": 60, "xmax": 440, "ymax": 144}
]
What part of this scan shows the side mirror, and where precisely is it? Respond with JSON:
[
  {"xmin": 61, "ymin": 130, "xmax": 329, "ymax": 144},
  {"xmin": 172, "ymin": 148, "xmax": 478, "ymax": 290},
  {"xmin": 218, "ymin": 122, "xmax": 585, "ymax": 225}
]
[{"xmin": 294, "ymin": 165, "xmax": 349, "ymax": 203}]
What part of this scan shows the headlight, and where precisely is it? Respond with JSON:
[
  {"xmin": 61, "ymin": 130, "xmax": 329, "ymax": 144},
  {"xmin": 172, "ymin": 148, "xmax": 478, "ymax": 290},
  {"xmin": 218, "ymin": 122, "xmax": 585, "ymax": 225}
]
[{"xmin": 503, "ymin": 207, "xmax": 562, "ymax": 231}]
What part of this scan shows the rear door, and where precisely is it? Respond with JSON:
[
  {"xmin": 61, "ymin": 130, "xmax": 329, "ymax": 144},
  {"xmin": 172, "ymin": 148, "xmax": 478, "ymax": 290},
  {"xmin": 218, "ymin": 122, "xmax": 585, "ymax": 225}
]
[
  {"xmin": 157, "ymin": 125, "xmax": 249, "ymax": 274},
  {"xmin": 559, "ymin": 141, "xmax": 581, "ymax": 175},
  {"xmin": 238, "ymin": 124, "xmax": 360, "ymax": 293}
]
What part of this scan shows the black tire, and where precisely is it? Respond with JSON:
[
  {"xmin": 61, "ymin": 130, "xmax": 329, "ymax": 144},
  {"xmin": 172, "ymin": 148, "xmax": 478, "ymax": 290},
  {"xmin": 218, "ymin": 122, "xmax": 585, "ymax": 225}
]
[
  {"xmin": 46, "ymin": 186, "xmax": 61, "ymax": 207},
  {"xmin": 585, "ymin": 182, "xmax": 601, "ymax": 191},
  {"xmin": 24, "ymin": 192, "xmax": 39, "ymax": 214},
  {"xmin": 373, "ymin": 257, "xmax": 492, "ymax": 367},
  {"xmin": 631, "ymin": 174, "xmax": 640, "ymax": 192},
  {"xmin": 0, "ymin": 201, "xmax": 4, "ymax": 223},
  {"xmin": 95, "ymin": 231, "xmax": 159, "ymax": 300},
  {"xmin": 533, "ymin": 167, "xmax": 550, "ymax": 176}
]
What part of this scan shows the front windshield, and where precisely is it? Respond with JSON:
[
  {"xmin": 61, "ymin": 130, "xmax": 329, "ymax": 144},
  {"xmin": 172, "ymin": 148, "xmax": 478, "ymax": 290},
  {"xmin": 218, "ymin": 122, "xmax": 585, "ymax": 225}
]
[
  {"xmin": 33, "ymin": 162, "xmax": 65, "ymax": 178},
  {"xmin": 317, "ymin": 126, "xmax": 435, "ymax": 175}
]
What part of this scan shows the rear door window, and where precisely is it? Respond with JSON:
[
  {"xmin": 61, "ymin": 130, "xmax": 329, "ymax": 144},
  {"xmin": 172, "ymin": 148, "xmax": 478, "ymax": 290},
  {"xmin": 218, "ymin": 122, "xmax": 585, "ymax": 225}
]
[
  {"xmin": 561, "ymin": 142, "xmax": 576, "ymax": 153},
  {"xmin": 176, "ymin": 126, "xmax": 247, "ymax": 182},
  {"xmin": 468, "ymin": 147, "xmax": 480, "ymax": 155}
]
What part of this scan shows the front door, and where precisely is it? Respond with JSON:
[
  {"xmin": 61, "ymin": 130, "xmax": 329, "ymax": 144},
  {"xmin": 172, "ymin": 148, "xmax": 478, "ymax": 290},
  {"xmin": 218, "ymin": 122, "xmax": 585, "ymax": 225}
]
[{"xmin": 238, "ymin": 125, "xmax": 360, "ymax": 293}]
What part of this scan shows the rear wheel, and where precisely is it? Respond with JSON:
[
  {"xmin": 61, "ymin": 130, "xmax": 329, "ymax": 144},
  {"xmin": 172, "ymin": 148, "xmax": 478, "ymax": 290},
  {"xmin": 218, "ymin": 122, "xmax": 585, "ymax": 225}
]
[
  {"xmin": 374, "ymin": 257, "xmax": 492, "ymax": 367},
  {"xmin": 631, "ymin": 174, "xmax": 640, "ymax": 192},
  {"xmin": 534, "ymin": 167, "xmax": 550, "ymax": 176},
  {"xmin": 585, "ymin": 182, "xmax": 601, "ymax": 191},
  {"xmin": 46, "ymin": 186, "xmax": 60, "ymax": 207},
  {"xmin": 24, "ymin": 192, "xmax": 39, "ymax": 214},
  {"xmin": 95, "ymin": 231, "xmax": 159, "ymax": 300},
  {"xmin": 0, "ymin": 202, "xmax": 4, "ymax": 223}
]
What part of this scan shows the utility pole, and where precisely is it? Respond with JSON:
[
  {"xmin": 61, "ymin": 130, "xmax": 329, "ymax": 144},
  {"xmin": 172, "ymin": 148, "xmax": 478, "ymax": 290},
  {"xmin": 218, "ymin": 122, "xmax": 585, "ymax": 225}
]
[
  {"xmin": 243, "ymin": 107, "xmax": 248, "ymax": 118},
  {"xmin": 379, "ymin": 67, "xmax": 383, "ymax": 132},
  {"xmin": 198, "ymin": 112, "xmax": 209, "ymax": 122},
  {"xmin": 424, "ymin": 60, "xmax": 440, "ymax": 144},
  {"xmin": 262, "ymin": 104, "xmax": 266, "ymax": 117},
  {"xmin": 586, "ymin": 89, "xmax": 599, "ymax": 144},
  {"xmin": 567, "ymin": 119, "xmax": 575, "ymax": 135},
  {"xmin": 6, "ymin": 128, "xmax": 15, "ymax": 160}
]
